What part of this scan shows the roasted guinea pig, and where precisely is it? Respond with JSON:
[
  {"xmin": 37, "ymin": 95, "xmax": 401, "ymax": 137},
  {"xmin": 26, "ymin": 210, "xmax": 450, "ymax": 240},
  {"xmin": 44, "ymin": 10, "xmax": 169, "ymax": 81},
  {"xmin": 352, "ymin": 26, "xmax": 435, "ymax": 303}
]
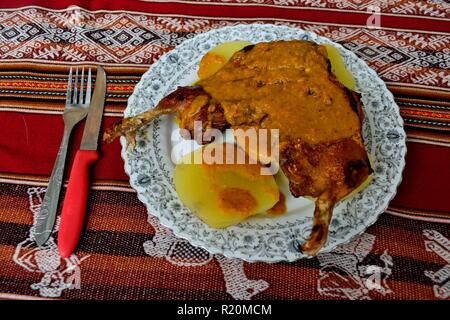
[{"xmin": 104, "ymin": 40, "xmax": 372, "ymax": 256}]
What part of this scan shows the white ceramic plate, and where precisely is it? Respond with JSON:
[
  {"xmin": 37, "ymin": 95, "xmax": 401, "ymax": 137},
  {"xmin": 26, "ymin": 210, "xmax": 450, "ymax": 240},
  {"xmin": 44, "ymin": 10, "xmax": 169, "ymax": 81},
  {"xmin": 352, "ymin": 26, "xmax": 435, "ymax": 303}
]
[{"xmin": 121, "ymin": 24, "xmax": 406, "ymax": 262}]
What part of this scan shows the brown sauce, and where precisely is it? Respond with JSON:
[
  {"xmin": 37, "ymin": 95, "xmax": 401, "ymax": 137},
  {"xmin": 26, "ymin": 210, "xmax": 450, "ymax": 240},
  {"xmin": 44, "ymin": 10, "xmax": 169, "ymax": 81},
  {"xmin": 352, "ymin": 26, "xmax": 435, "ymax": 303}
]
[
  {"xmin": 198, "ymin": 41, "xmax": 360, "ymax": 146},
  {"xmin": 218, "ymin": 187, "xmax": 258, "ymax": 216}
]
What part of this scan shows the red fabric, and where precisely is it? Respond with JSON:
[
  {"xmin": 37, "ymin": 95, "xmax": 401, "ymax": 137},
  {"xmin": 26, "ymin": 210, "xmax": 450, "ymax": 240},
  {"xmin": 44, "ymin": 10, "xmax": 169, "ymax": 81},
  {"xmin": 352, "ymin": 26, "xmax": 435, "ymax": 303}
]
[
  {"xmin": 0, "ymin": 112, "xmax": 128, "ymax": 181},
  {"xmin": 0, "ymin": 0, "xmax": 448, "ymax": 32},
  {"xmin": 2, "ymin": 115, "xmax": 449, "ymax": 212},
  {"xmin": 391, "ymin": 142, "xmax": 450, "ymax": 213}
]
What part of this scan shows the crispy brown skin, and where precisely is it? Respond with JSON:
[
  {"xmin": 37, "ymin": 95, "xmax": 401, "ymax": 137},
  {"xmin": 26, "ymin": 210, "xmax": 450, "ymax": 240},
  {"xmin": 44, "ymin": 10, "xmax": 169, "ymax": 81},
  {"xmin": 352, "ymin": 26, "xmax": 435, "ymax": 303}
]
[
  {"xmin": 103, "ymin": 40, "xmax": 372, "ymax": 256},
  {"xmin": 103, "ymin": 86, "xmax": 228, "ymax": 146},
  {"xmin": 280, "ymin": 137, "xmax": 371, "ymax": 254}
]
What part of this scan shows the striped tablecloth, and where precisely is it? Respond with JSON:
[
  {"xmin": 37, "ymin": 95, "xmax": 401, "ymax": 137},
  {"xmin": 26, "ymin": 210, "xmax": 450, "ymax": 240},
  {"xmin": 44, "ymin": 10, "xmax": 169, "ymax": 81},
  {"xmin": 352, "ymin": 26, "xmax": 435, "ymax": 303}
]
[{"xmin": 0, "ymin": 0, "xmax": 449, "ymax": 300}]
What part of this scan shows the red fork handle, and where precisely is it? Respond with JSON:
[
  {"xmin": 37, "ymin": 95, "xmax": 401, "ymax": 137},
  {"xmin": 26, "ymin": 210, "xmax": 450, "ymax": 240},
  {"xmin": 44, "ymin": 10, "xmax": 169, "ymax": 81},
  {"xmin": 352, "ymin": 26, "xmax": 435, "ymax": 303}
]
[{"xmin": 58, "ymin": 150, "xmax": 99, "ymax": 258}]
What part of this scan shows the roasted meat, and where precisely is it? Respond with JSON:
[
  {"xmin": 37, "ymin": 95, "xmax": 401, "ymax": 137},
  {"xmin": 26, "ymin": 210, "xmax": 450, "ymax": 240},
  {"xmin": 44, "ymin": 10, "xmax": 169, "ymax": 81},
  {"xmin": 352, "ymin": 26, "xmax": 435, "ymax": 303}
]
[
  {"xmin": 103, "ymin": 40, "xmax": 372, "ymax": 256},
  {"xmin": 104, "ymin": 86, "xmax": 228, "ymax": 147}
]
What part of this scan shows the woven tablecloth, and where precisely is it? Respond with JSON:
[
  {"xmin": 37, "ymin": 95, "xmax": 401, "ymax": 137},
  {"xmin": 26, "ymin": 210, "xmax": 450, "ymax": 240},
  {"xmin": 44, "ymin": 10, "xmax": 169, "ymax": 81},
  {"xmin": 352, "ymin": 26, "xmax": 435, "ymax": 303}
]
[{"xmin": 0, "ymin": 0, "xmax": 449, "ymax": 300}]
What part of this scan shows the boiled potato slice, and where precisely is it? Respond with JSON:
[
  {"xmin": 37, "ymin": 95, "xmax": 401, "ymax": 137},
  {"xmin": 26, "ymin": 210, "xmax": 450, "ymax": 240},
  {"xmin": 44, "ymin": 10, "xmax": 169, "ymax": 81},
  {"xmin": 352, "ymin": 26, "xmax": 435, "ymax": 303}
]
[
  {"xmin": 197, "ymin": 41, "xmax": 252, "ymax": 80},
  {"xmin": 343, "ymin": 155, "xmax": 374, "ymax": 200},
  {"xmin": 174, "ymin": 143, "xmax": 279, "ymax": 228},
  {"xmin": 324, "ymin": 44, "xmax": 357, "ymax": 91}
]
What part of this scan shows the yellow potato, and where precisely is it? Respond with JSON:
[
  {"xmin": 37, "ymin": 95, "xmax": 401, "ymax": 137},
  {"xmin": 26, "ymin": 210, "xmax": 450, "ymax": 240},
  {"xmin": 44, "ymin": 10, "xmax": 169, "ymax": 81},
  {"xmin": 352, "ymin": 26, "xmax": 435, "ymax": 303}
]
[
  {"xmin": 197, "ymin": 41, "xmax": 252, "ymax": 80},
  {"xmin": 174, "ymin": 143, "xmax": 279, "ymax": 228},
  {"xmin": 343, "ymin": 155, "xmax": 374, "ymax": 200},
  {"xmin": 324, "ymin": 44, "xmax": 357, "ymax": 91}
]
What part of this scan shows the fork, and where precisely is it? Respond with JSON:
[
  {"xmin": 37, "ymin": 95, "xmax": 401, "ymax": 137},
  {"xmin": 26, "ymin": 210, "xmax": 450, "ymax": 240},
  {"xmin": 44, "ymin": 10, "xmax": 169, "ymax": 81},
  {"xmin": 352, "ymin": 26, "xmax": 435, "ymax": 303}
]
[{"xmin": 34, "ymin": 67, "xmax": 92, "ymax": 247}]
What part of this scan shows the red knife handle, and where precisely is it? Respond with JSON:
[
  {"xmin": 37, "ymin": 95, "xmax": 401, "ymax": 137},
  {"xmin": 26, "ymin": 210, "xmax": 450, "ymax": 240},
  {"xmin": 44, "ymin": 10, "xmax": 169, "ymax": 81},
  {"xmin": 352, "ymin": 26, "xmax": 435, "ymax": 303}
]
[{"xmin": 58, "ymin": 150, "xmax": 99, "ymax": 258}]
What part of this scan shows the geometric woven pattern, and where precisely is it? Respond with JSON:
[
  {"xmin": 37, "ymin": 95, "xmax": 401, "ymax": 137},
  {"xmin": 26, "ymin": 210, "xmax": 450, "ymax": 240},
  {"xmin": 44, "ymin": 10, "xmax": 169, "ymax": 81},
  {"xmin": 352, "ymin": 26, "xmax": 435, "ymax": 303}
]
[
  {"xmin": 177, "ymin": 0, "xmax": 450, "ymax": 17},
  {"xmin": 0, "ymin": 7, "xmax": 448, "ymax": 88}
]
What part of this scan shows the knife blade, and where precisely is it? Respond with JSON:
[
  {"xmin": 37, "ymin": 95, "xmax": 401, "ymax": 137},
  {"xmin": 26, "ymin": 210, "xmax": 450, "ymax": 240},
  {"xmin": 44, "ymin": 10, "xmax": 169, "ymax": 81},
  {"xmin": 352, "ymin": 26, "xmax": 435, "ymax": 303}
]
[
  {"xmin": 57, "ymin": 66, "xmax": 106, "ymax": 258},
  {"xmin": 79, "ymin": 66, "xmax": 106, "ymax": 151}
]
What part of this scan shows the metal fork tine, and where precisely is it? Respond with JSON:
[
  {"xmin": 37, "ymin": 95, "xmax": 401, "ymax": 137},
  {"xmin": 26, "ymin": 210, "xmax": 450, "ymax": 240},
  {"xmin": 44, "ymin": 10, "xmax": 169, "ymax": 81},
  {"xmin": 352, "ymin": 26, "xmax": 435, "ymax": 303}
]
[
  {"xmin": 85, "ymin": 68, "xmax": 92, "ymax": 104},
  {"xmin": 66, "ymin": 67, "xmax": 73, "ymax": 104},
  {"xmin": 73, "ymin": 67, "xmax": 79, "ymax": 104},
  {"xmin": 79, "ymin": 67, "xmax": 85, "ymax": 104}
]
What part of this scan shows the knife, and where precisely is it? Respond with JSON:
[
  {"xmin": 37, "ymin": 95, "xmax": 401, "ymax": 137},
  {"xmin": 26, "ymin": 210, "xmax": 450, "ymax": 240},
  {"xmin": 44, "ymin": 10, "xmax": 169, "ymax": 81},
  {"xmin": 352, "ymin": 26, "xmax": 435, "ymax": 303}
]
[{"xmin": 58, "ymin": 66, "xmax": 106, "ymax": 258}]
